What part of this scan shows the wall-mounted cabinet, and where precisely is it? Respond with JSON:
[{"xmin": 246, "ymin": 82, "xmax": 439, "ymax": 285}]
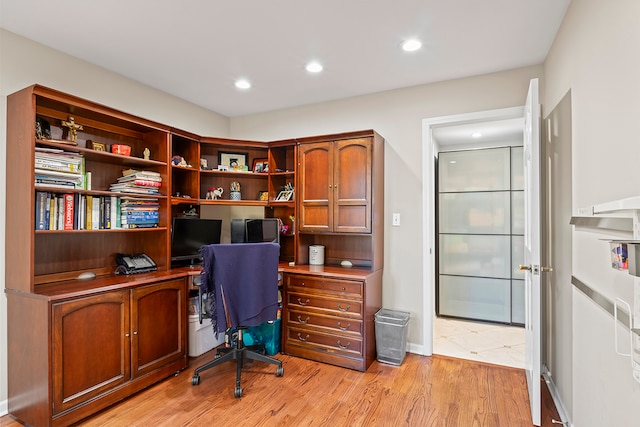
[{"xmin": 295, "ymin": 131, "xmax": 384, "ymax": 270}]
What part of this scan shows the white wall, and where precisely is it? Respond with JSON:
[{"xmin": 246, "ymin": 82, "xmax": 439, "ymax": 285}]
[
  {"xmin": 0, "ymin": 29, "xmax": 230, "ymax": 414},
  {"xmin": 544, "ymin": 1, "xmax": 640, "ymax": 425},
  {"xmin": 229, "ymin": 66, "xmax": 543, "ymax": 353}
]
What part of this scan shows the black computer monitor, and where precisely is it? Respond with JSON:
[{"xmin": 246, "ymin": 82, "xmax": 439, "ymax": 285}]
[
  {"xmin": 245, "ymin": 218, "xmax": 280, "ymax": 244},
  {"xmin": 171, "ymin": 217, "xmax": 222, "ymax": 266}
]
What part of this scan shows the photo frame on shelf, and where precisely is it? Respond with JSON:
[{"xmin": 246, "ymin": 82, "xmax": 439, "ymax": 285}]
[
  {"xmin": 88, "ymin": 140, "xmax": 106, "ymax": 151},
  {"xmin": 276, "ymin": 190, "xmax": 293, "ymax": 201},
  {"xmin": 252, "ymin": 158, "xmax": 268, "ymax": 173},
  {"xmin": 258, "ymin": 191, "xmax": 269, "ymax": 201},
  {"xmin": 218, "ymin": 151, "xmax": 248, "ymax": 171}
]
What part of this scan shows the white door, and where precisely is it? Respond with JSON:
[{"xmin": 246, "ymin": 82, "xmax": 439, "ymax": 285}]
[{"xmin": 523, "ymin": 78, "xmax": 542, "ymax": 426}]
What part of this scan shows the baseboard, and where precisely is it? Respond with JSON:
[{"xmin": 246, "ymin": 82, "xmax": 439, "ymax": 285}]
[
  {"xmin": 1, "ymin": 398, "xmax": 8, "ymax": 417},
  {"xmin": 542, "ymin": 364, "xmax": 572, "ymax": 426},
  {"xmin": 407, "ymin": 342, "xmax": 426, "ymax": 356}
]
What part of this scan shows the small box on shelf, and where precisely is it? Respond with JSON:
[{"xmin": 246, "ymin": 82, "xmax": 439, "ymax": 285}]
[{"xmin": 610, "ymin": 242, "xmax": 629, "ymax": 270}]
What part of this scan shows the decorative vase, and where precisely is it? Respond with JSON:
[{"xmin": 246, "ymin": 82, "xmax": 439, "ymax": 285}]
[{"xmin": 230, "ymin": 191, "xmax": 241, "ymax": 200}]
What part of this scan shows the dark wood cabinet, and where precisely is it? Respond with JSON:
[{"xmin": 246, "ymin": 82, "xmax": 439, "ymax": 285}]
[
  {"xmin": 131, "ymin": 279, "xmax": 186, "ymax": 377},
  {"xmin": 298, "ymin": 136, "xmax": 374, "ymax": 234},
  {"xmin": 284, "ymin": 130, "xmax": 384, "ymax": 371},
  {"xmin": 52, "ymin": 291, "xmax": 130, "ymax": 414}
]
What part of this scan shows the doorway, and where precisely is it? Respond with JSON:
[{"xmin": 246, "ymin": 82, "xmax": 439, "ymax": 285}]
[{"xmin": 422, "ymin": 106, "xmax": 525, "ymax": 366}]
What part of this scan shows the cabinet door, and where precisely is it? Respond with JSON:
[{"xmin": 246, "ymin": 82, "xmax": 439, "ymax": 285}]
[
  {"xmin": 334, "ymin": 138, "xmax": 372, "ymax": 233},
  {"xmin": 52, "ymin": 291, "xmax": 130, "ymax": 414},
  {"xmin": 131, "ymin": 279, "xmax": 186, "ymax": 378},
  {"xmin": 298, "ymin": 142, "xmax": 333, "ymax": 232}
]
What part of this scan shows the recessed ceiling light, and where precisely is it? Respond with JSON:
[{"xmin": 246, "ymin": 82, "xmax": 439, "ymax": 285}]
[
  {"xmin": 401, "ymin": 39, "xmax": 422, "ymax": 52},
  {"xmin": 306, "ymin": 62, "xmax": 323, "ymax": 73},
  {"xmin": 235, "ymin": 79, "xmax": 251, "ymax": 89},
  {"xmin": 472, "ymin": 132, "xmax": 482, "ymax": 138}
]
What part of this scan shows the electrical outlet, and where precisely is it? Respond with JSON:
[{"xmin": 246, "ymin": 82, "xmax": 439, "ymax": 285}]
[{"xmin": 392, "ymin": 213, "xmax": 400, "ymax": 226}]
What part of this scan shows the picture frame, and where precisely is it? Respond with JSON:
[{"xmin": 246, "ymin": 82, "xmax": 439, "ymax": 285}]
[
  {"xmin": 218, "ymin": 151, "xmax": 248, "ymax": 170},
  {"xmin": 257, "ymin": 190, "xmax": 269, "ymax": 201},
  {"xmin": 89, "ymin": 140, "xmax": 106, "ymax": 151},
  {"xmin": 276, "ymin": 190, "xmax": 293, "ymax": 201},
  {"xmin": 252, "ymin": 158, "xmax": 268, "ymax": 173}
]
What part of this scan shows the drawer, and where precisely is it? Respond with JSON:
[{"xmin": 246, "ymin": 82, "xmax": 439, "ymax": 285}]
[
  {"xmin": 285, "ymin": 325, "xmax": 363, "ymax": 357},
  {"xmin": 286, "ymin": 291, "xmax": 362, "ymax": 318},
  {"xmin": 286, "ymin": 274, "xmax": 363, "ymax": 298},
  {"xmin": 287, "ymin": 308, "xmax": 363, "ymax": 336}
]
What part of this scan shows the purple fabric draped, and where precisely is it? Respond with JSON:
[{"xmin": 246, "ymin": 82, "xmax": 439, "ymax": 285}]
[{"xmin": 199, "ymin": 242, "xmax": 280, "ymax": 334}]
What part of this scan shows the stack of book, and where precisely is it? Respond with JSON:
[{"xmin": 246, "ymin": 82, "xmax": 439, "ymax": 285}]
[
  {"xmin": 35, "ymin": 147, "xmax": 85, "ymax": 189},
  {"xmin": 110, "ymin": 169, "xmax": 162, "ymax": 195},
  {"xmin": 120, "ymin": 197, "xmax": 160, "ymax": 229}
]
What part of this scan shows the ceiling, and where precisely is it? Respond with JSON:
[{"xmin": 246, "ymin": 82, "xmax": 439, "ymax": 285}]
[{"xmin": 1, "ymin": 0, "xmax": 570, "ymax": 118}]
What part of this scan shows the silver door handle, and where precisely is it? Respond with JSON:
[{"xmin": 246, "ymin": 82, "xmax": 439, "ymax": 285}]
[{"xmin": 519, "ymin": 265, "xmax": 553, "ymax": 273}]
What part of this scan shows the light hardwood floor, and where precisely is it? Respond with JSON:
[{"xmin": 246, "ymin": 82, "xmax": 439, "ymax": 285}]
[{"xmin": 1, "ymin": 351, "xmax": 561, "ymax": 426}]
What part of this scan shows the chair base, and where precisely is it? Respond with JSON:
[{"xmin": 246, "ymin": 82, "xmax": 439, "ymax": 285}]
[{"xmin": 191, "ymin": 337, "xmax": 283, "ymax": 398}]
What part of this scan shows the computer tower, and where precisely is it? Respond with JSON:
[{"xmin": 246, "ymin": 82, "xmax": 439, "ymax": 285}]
[{"xmin": 230, "ymin": 219, "xmax": 246, "ymax": 243}]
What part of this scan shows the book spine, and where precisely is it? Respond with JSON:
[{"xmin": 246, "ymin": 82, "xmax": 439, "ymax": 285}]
[
  {"xmin": 49, "ymin": 194, "xmax": 57, "ymax": 230},
  {"xmin": 73, "ymin": 194, "xmax": 80, "ymax": 230},
  {"xmin": 57, "ymin": 197, "xmax": 64, "ymax": 230},
  {"xmin": 36, "ymin": 191, "xmax": 48, "ymax": 230},
  {"xmin": 86, "ymin": 196, "xmax": 92, "ymax": 230},
  {"xmin": 45, "ymin": 193, "xmax": 51, "ymax": 230},
  {"xmin": 103, "ymin": 196, "xmax": 111, "ymax": 229},
  {"xmin": 110, "ymin": 196, "xmax": 118, "ymax": 229},
  {"xmin": 63, "ymin": 194, "xmax": 74, "ymax": 230},
  {"xmin": 92, "ymin": 196, "xmax": 101, "ymax": 230}
]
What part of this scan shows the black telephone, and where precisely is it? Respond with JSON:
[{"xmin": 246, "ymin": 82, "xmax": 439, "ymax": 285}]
[{"xmin": 115, "ymin": 253, "xmax": 157, "ymax": 275}]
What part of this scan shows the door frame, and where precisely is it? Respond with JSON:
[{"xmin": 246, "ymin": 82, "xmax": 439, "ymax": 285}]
[{"xmin": 421, "ymin": 105, "xmax": 525, "ymax": 356}]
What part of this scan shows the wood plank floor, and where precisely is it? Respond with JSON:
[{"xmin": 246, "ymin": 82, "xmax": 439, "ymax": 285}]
[{"xmin": 1, "ymin": 351, "xmax": 562, "ymax": 426}]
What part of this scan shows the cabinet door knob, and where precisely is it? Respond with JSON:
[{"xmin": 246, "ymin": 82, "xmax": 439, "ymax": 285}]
[
  {"xmin": 133, "ymin": 331, "xmax": 138, "ymax": 335},
  {"xmin": 125, "ymin": 333, "xmax": 130, "ymax": 337},
  {"xmin": 297, "ymin": 333, "xmax": 310, "ymax": 342},
  {"xmin": 298, "ymin": 298, "xmax": 310, "ymax": 306}
]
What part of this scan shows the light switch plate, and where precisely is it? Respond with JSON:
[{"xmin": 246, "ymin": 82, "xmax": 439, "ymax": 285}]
[{"xmin": 392, "ymin": 213, "xmax": 400, "ymax": 226}]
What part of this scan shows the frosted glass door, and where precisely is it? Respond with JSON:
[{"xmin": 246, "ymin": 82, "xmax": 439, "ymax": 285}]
[{"xmin": 438, "ymin": 146, "xmax": 524, "ymax": 324}]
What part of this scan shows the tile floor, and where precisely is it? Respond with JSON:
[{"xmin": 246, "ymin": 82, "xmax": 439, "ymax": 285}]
[{"xmin": 433, "ymin": 317, "xmax": 525, "ymax": 369}]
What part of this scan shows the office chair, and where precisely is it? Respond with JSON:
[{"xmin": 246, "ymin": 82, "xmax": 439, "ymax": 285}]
[{"xmin": 191, "ymin": 242, "xmax": 283, "ymax": 397}]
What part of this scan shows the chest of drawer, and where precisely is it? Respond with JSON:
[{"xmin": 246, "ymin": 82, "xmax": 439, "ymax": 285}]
[
  {"xmin": 286, "ymin": 291, "xmax": 362, "ymax": 318},
  {"xmin": 287, "ymin": 308, "xmax": 363, "ymax": 336},
  {"xmin": 286, "ymin": 274, "xmax": 363, "ymax": 298}
]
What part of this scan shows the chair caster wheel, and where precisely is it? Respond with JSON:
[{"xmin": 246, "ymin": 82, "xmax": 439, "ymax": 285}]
[
  {"xmin": 234, "ymin": 387, "xmax": 243, "ymax": 398},
  {"xmin": 276, "ymin": 366, "xmax": 284, "ymax": 377},
  {"xmin": 191, "ymin": 375, "xmax": 200, "ymax": 385}
]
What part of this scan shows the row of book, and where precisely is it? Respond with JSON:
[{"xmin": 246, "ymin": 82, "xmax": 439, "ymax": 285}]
[
  {"xmin": 35, "ymin": 147, "xmax": 87, "ymax": 190},
  {"xmin": 35, "ymin": 192, "xmax": 160, "ymax": 230}
]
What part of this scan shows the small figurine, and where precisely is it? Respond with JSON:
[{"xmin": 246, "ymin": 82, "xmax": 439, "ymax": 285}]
[
  {"xmin": 171, "ymin": 155, "xmax": 191, "ymax": 167},
  {"xmin": 143, "ymin": 148, "xmax": 150, "ymax": 160},
  {"xmin": 212, "ymin": 187, "xmax": 224, "ymax": 200},
  {"xmin": 61, "ymin": 116, "xmax": 83, "ymax": 143}
]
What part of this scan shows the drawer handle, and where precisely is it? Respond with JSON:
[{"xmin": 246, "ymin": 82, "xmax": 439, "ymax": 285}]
[
  {"xmin": 297, "ymin": 333, "xmax": 310, "ymax": 342},
  {"xmin": 337, "ymin": 340, "xmax": 351, "ymax": 350},
  {"xmin": 337, "ymin": 322, "xmax": 351, "ymax": 331},
  {"xmin": 297, "ymin": 315, "xmax": 310, "ymax": 324},
  {"xmin": 337, "ymin": 303, "xmax": 351, "ymax": 312},
  {"xmin": 298, "ymin": 298, "xmax": 310, "ymax": 306}
]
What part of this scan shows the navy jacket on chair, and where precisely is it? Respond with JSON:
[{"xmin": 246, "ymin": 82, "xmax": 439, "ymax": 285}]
[{"xmin": 199, "ymin": 242, "xmax": 280, "ymax": 333}]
